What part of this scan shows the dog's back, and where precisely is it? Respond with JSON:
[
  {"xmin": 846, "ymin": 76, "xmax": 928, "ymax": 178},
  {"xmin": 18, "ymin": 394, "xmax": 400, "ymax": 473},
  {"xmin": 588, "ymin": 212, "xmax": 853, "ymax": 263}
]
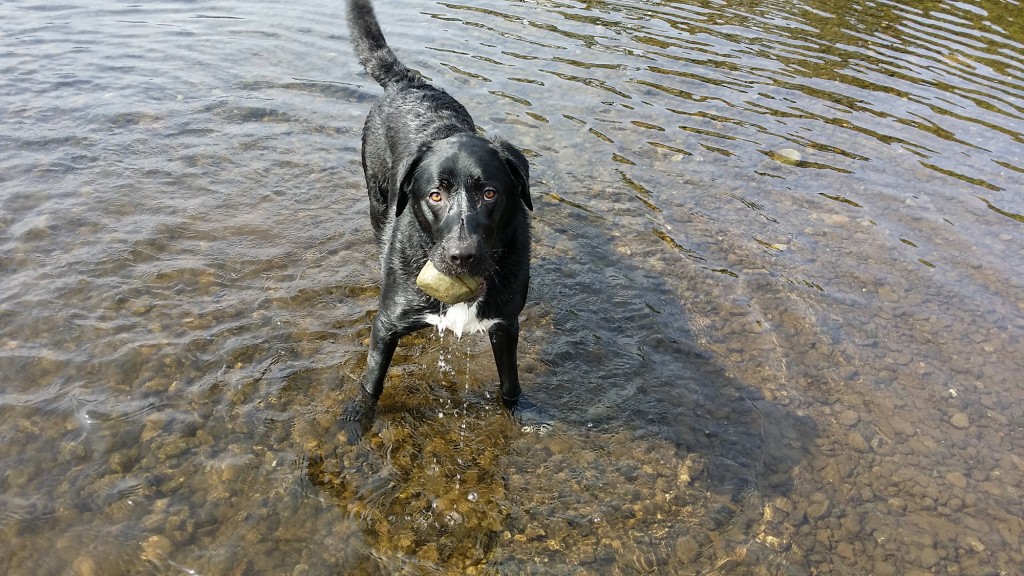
[{"xmin": 347, "ymin": 0, "xmax": 477, "ymax": 241}]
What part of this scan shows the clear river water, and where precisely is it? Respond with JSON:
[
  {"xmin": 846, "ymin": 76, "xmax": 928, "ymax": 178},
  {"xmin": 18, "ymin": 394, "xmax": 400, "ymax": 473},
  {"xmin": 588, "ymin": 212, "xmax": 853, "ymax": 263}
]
[{"xmin": 1, "ymin": 0, "xmax": 1022, "ymax": 574}]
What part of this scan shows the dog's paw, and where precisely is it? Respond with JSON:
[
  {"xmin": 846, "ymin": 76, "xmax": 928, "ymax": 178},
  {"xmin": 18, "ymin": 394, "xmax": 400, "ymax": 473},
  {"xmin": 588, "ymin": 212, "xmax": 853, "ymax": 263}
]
[
  {"xmin": 340, "ymin": 419, "xmax": 367, "ymax": 445},
  {"xmin": 507, "ymin": 394, "xmax": 554, "ymax": 435},
  {"xmin": 339, "ymin": 390, "xmax": 377, "ymax": 444}
]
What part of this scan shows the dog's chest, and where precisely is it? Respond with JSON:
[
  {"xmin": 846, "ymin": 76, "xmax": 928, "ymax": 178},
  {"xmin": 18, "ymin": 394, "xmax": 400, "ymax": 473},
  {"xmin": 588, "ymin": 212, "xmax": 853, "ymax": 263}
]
[{"xmin": 424, "ymin": 302, "xmax": 499, "ymax": 338}]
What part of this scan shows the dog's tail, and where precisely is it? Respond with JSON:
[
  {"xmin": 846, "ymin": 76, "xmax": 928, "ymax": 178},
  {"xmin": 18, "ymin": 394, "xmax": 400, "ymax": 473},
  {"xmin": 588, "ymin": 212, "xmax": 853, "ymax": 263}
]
[{"xmin": 347, "ymin": 0, "xmax": 419, "ymax": 88}]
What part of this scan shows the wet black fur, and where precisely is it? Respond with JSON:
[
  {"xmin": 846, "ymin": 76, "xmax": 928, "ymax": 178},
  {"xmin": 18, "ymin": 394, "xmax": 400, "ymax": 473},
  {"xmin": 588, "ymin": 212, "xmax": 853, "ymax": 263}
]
[{"xmin": 342, "ymin": 0, "xmax": 533, "ymax": 439}]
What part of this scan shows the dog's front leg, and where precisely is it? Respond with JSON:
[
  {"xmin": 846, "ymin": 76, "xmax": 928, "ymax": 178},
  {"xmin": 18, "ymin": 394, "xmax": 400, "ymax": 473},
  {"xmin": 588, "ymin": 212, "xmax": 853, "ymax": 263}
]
[
  {"xmin": 488, "ymin": 321, "xmax": 522, "ymax": 409},
  {"xmin": 340, "ymin": 314, "xmax": 400, "ymax": 442},
  {"xmin": 362, "ymin": 314, "xmax": 401, "ymax": 399}
]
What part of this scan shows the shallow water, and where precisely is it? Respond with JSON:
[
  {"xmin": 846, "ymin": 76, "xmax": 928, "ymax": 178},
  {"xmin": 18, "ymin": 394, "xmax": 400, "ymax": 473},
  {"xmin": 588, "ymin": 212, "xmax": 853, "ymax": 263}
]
[{"xmin": 1, "ymin": 0, "xmax": 1022, "ymax": 573}]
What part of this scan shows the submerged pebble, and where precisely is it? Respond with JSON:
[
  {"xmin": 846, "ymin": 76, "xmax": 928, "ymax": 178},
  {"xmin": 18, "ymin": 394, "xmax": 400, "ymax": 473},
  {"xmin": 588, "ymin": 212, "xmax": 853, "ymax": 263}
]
[
  {"xmin": 773, "ymin": 148, "xmax": 803, "ymax": 165},
  {"xmin": 140, "ymin": 534, "xmax": 172, "ymax": 562},
  {"xmin": 950, "ymin": 413, "xmax": 970, "ymax": 429},
  {"xmin": 72, "ymin": 556, "xmax": 97, "ymax": 576}
]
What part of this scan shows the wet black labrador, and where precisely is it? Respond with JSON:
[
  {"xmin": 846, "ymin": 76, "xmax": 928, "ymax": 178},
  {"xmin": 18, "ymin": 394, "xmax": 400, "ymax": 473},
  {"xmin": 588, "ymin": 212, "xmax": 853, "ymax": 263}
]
[{"xmin": 341, "ymin": 0, "xmax": 533, "ymax": 440}]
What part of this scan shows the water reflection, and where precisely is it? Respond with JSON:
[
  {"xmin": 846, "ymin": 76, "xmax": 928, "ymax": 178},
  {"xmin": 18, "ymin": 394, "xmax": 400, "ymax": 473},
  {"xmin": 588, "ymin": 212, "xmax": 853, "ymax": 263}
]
[
  {"xmin": 490, "ymin": 203, "xmax": 821, "ymax": 570},
  {"xmin": 428, "ymin": 0, "xmax": 1022, "ymax": 204}
]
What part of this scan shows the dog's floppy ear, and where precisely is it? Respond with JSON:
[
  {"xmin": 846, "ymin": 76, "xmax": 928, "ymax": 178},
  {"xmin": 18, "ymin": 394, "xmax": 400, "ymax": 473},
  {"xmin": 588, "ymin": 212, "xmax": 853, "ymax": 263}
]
[
  {"xmin": 393, "ymin": 144, "xmax": 430, "ymax": 217},
  {"xmin": 492, "ymin": 137, "xmax": 532, "ymax": 211}
]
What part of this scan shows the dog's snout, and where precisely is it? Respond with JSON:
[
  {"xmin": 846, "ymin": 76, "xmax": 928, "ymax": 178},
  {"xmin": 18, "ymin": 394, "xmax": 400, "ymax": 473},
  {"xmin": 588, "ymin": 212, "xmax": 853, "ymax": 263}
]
[{"xmin": 446, "ymin": 241, "xmax": 478, "ymax": 266}]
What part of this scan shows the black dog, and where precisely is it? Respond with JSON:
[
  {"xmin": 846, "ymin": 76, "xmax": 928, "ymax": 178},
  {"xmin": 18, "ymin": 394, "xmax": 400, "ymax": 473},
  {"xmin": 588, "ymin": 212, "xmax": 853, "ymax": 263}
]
[{"xmin": 342, "ymin": 0, "xmax": 533, "ymax": 439}]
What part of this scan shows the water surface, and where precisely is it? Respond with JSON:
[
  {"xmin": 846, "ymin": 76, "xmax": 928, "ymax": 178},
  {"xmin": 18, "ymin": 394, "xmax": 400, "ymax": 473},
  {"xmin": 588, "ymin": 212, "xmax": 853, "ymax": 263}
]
[{"xmin": 1, "ymin": 0, "xmax": 1022, "ymax": 574}]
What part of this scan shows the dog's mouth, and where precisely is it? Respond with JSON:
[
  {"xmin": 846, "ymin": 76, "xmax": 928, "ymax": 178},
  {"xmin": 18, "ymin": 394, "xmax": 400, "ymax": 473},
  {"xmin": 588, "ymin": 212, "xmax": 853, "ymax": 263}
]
[
  {"xmin": 468, "ymin": 277, "xmax": 487, "ymax": 301},
  {"xmin": 428, "ymin": 257, "xmax": 488, "ymax": 303},
  {"xmin": 429, "ymin": 245, "xmax": 494, "ymax": 280},
  {"xmin": 429, "ymin": 255, "xmax": 492, "ymax": 284}
]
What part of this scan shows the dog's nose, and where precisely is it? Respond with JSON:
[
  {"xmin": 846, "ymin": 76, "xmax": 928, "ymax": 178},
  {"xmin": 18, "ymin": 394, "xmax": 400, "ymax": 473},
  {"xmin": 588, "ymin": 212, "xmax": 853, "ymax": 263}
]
[{"xmin": 447, "ymin": 242, "xmax": 478, "ymax": 267}]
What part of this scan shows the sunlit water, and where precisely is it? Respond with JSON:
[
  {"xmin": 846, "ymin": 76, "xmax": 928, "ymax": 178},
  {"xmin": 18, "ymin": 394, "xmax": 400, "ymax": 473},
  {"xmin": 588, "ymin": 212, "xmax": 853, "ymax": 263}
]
[{"xmin": 1, "ymin": 0, "xmax": 1022, "ymax": 573}]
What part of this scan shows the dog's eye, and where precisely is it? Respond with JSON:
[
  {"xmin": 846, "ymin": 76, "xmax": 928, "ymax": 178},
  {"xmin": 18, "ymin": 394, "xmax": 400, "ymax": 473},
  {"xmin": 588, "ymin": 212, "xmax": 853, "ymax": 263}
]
[
  {"xmin": 483, "ymin": 188, "xmax": 497, "ymax": 200},
  {"xmin": 428, "ymin": 190, "xmax": 444, "ymax": 203}
]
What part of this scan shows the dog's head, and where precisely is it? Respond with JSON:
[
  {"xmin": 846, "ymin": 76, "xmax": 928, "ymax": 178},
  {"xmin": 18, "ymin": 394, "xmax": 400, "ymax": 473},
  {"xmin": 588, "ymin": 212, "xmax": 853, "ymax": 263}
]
[{"xmin": 394, "ymin": 134, "xmax": 532, "ymax": 278}]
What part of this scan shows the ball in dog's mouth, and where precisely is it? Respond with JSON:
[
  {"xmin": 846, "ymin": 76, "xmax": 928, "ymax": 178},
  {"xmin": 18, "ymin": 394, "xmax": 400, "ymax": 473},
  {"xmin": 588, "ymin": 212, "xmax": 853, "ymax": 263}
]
[{"xmin": 416, "ymin": 260, "xmax": 484, "ymax": 304}]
